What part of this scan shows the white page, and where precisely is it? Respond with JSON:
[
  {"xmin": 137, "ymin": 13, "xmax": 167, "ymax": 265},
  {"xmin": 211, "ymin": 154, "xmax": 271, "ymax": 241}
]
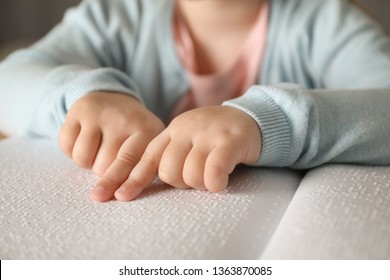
[
  {"xmin": 0, "ymin": 137, "xmax": 301, "ymax": 259},
  {"xmin": 261, "ymin": 164, "xmax": 390, "ymax": 259}
]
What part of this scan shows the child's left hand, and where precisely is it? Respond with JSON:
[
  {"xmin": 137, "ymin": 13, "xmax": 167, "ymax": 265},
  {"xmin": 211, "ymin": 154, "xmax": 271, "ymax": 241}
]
[{"xmin": 94, "ymin": 106, "xmax": 261, "ymax": 202}]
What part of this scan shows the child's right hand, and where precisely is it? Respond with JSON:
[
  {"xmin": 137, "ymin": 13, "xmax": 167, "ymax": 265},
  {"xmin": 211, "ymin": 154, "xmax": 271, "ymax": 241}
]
[{"xmin": 59, "ymin": 92, "xmax": 165, "ymax": 191}]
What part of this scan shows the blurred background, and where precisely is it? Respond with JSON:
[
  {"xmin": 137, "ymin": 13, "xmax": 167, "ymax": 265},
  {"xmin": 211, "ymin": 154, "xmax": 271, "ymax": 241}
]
[
  {"xmin": 0, "ymin": 0, "xmax": 389, "ymax": 57},
  {"xmin": 0, "ymin": 0, "xmax": 80, "ymax": 44}
]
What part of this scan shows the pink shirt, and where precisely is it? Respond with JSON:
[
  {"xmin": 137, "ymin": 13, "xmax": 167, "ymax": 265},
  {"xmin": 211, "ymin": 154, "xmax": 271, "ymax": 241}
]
[{"xmin": 170, "ymin": 0, "xmax": 269, "ymax": 119}]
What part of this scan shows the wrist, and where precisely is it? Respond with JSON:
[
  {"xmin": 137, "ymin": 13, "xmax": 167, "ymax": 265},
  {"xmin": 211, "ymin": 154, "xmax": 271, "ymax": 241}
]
[{"xmin": 222, "ymin": 86, "xmax": 292, "ymax": 167}]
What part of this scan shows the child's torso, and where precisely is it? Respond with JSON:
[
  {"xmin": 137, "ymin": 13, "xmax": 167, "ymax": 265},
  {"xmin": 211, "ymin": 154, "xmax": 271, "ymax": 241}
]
[{"xmin": 170, "ymin": 0, "xmax": 269, "ymax": 118}]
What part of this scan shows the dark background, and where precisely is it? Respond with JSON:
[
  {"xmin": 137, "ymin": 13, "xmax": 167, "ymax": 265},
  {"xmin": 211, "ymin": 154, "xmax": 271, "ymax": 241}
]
[{"xmin": 0, "ymin": 0, "xmax": 389, "ymax": 44}]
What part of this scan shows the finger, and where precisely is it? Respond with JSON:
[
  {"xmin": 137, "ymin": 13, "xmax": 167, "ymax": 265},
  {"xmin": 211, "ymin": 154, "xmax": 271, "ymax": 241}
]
[
  {"xmin": 72, "ymin": 126, "xmax": 102, "ymax": 169},
  {"xmin": 158, "ymin": 140, "xmax": 192, "ymax": 189},
  {"xmin": 204, "ymin": 143, "xmax": 238, "ymax": 192},
  {"xmin": 91, "ymin": 132, "xmax": 151, "ymax": 202},
  {"xmin": 114, "ymin": 133, "xmax": 170, "ymax": 202},
  {"xmin": 182, "ymin": 145, "xmax": 208, "ymax": 190},
  {"xmin": 59, "ymin": 118, "xmax": 81, "ymax": 158},
  {"xmin": 92, "ymin": 132, "xmax": 127, "ymax": 177}
]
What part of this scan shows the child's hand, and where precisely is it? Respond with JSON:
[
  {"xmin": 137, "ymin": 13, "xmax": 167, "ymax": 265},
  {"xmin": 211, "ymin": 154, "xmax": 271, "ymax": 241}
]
[
  {"xmin": 102, "ymin": 106, "xmax": 261, "ymax": 202},
  {"xmin": 59, "ymin": 92, "xmax": 165, "ymax": 200}
]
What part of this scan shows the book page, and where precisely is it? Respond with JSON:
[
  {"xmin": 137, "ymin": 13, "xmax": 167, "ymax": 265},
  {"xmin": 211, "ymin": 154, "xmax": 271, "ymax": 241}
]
[
  {"xmin": 0, "ymin": 137, "xmax": 301, "ymax": 259},
  {"xmin": 261, "ymin": 164, "xmax": 390, "ymax": 259}
]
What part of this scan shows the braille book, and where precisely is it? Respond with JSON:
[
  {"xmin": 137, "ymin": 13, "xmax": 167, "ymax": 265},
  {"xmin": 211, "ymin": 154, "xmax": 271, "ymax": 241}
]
[{"xmin": 1, "ymin": 137, "xmax": 389, "ymax": 259}]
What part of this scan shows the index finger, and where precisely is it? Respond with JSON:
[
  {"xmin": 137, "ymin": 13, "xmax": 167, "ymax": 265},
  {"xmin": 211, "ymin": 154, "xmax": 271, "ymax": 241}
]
[
  {"xmin": 90, "ymin": 132, "xmax": 151, "ymax": 202},
  {"xmin": 114, "ymin": 132, "xmax": 170, "ymax": 201}
]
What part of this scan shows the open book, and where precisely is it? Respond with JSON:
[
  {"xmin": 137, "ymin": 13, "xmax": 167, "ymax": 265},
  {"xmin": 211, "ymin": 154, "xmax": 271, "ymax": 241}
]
[{"xmin": 1, "ymin": 137, "xmax": 389, "ymax": 259}]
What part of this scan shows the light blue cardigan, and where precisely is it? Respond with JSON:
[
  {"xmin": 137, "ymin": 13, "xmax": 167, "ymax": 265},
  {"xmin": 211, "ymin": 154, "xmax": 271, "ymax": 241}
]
[{"xmin": 1, "ymin": 0, "xmax": 390, "ymax": 169}]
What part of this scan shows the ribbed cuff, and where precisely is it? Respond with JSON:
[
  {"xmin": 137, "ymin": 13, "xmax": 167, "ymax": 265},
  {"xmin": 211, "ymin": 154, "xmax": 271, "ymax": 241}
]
[
  {"xmin": 59, "ymin": 67, "xmax": 142, "ymax": 111},
  {"xmin": 223, "ymin": 86, "xmax": 292, "ymax": 167}
]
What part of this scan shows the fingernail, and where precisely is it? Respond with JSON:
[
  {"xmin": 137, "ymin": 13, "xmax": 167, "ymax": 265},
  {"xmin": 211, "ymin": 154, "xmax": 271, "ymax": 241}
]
[
  {"xmin": 94, "ymin": 185, "xmax": 107, "ymax": 194},
  {"xmin": 115, "ymin": 187, "xmax": 125, "ymax": 195},
  {"xmin": 90, "ymin": 185, "xmax": 110, "ymax": 202},
  {"xmin": 115, "ymin": 186, "xmax": 134, "ymax": 202}
]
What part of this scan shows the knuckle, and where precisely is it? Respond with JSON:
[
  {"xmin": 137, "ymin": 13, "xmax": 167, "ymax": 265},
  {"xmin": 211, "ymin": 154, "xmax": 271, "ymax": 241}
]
[
  {"xmin": 138, "ymin": 150, "xmax": 159, "ymax": 170},
  {"xmin": 99, "ymin": 173, "xmax": 117, "ymax": 187},
  {"xmin": 216, "ymin": 132, "xmax": 238, "ymax": 146},
  {"xmin": 146, "ymin": 118, "xmax": 165, "ymax": 134},
  {"xmin": 127, "ymin": 174, "xmax": 144, "ymax": 190},
  {"xmin": 68, "ymin": 102, "xmax": 86, "ymax": 119},
  {"xmin": 167, "ymin": 118, "xmax": 187, "ymax": 135},
  {"xmin": 120, "ymin": 113, "xmax": 164, "ymax": 137},
  {"xmin": 116, "ymin": 151, "xmax": 140, "ymax": 168},
  {"xmin": 102, "ymin": 108, "xmax": 129, "ymax": 128}
]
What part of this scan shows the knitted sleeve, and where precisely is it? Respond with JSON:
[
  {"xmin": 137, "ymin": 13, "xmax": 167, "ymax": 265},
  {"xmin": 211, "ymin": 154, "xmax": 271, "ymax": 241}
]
[{"xmin": 0, "ymin": 0, "xmax": 143, "ymax": 138}]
